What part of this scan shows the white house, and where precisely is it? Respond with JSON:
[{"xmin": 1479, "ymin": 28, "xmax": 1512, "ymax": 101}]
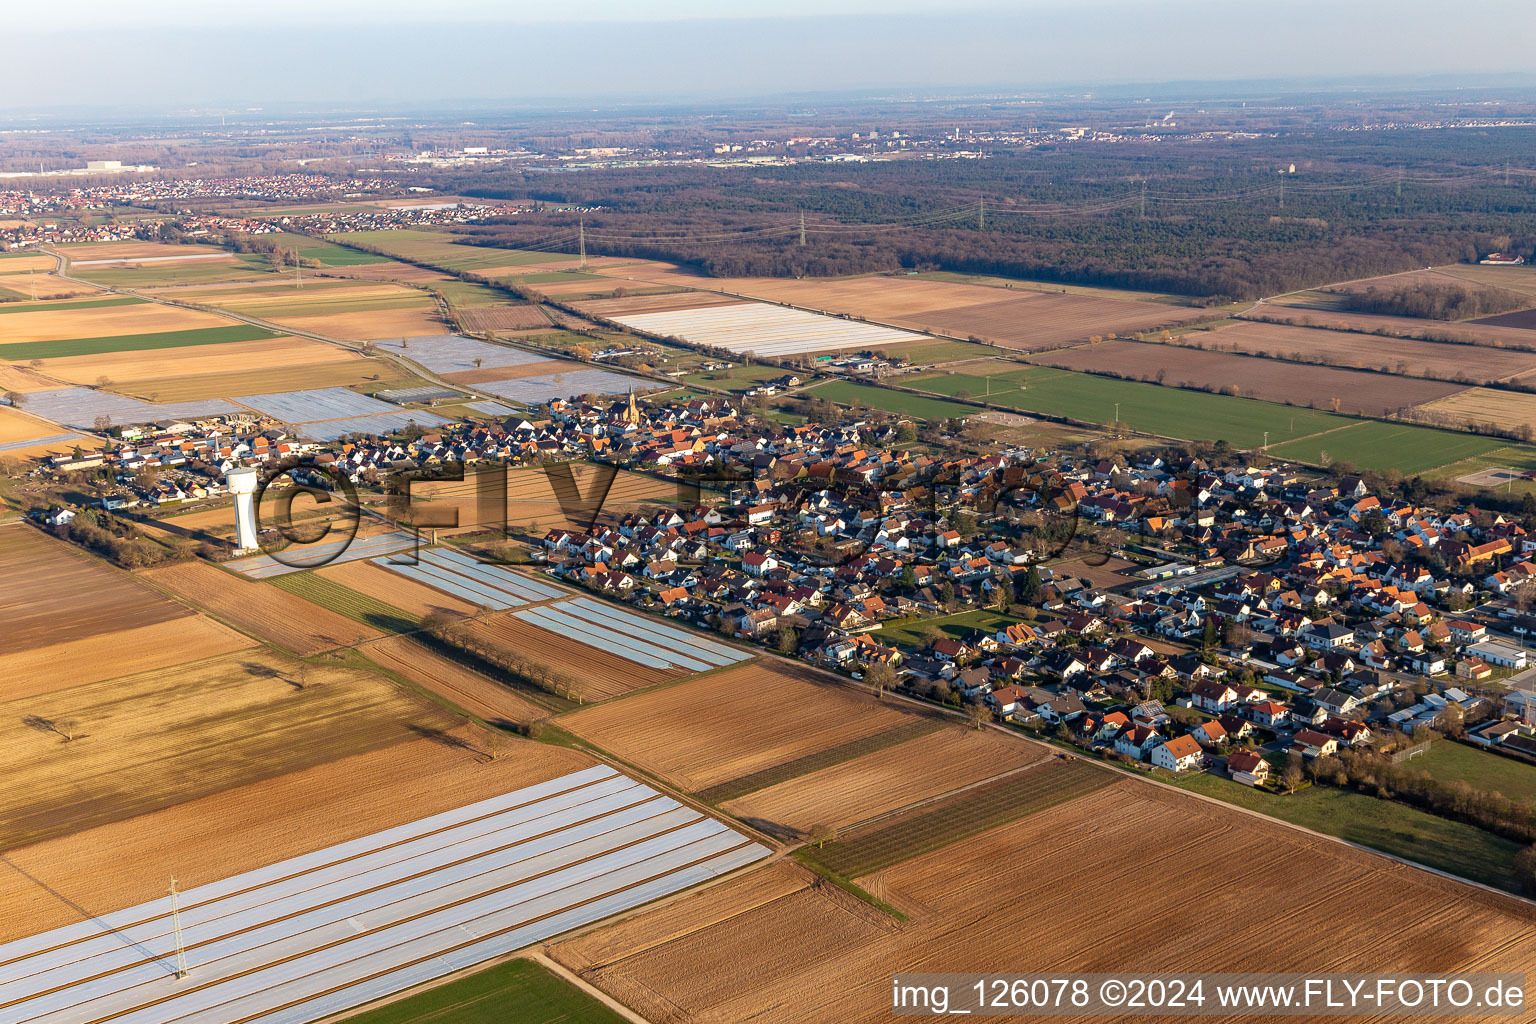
[{"xmin": 1151, "ymin": 734, "xmax": 1205, "ymax": 772}]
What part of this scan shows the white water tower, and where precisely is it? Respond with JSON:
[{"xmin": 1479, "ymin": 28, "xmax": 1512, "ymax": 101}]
[{"xmin": 226, "ymin": 467, "xmax": 259, "ymax": 555}]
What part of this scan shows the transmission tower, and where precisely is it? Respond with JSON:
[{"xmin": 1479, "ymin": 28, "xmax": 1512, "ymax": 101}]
[
  {"xmin": 977, "ymin": 197, "xmax": 985, "ymax": 231},
  {"xmin": 1278, "ymin": 173, "xmax": 1285, "ymax": 210},
  {"xmin": 579, "ymin": 216, "xmax": 586, "ymax": 268},
  {"xmin": 1139, "ymin": 182, "xmax": 1147, "ymax": 220},
  {"xmin": 168, "ymin": 876, "xmax": 189, "ymax": 979},
  {"xmin": 798, "ymin": 210, "xmax": 806, "ymax": 247}
]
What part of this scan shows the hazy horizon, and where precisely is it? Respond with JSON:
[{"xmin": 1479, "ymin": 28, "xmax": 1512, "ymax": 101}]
[{"xmin": 5, "ymin": 1, "xmax": 1535, "ymax": 114}]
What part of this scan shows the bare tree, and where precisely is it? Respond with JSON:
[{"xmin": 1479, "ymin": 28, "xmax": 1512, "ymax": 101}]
[
  {"xmin": 807, "ymin": 823, "xmax": 838, "ymax": 849},
  {"xmin": 966, "ymin": 700, "xmax": 993, "ymax": 730},
  {"xmin": 54, "ymin": 719, "xmax": 79, "ymax": 741},
  {"xmin": 865, "ymin": 661, "xmax": 896, "ymax": 700},
  {"xmin": 2, "ymin": 390, "xmax": 22, "ymax": 409}
]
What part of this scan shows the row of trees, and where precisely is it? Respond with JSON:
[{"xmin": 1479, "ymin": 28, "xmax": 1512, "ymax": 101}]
[
  {"xmin": 419, "ymin": 610, "xmax": 585, "ymax": 703},
  {"xmin": 1338, "ymin": 282, "xmax": 1529, "ymax": 321}
]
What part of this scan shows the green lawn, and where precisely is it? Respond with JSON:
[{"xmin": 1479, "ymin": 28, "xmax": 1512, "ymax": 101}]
[
  {"xmin": 882, "ymin": 338, "xmax": 994, "ymax": 364},
  {"xmin": 1176, "ymin": 773, "xmax": 1524, "ymax": 891},
  {"xmin": 0, "ymin": 296, "xmax": 145, "ymax": 315},
  {"xmin": 1412, "ymin": 740, "xmax": 1536, "ymax": 805},
  {"xmin": 876, "ymin": 609, "xmax": 1021, "ymax": 648},
  {"xmin": 338, "ymin": 957, "xmax": 630, "ymax": 1024},
  {"xmin": 269, "ymin": 571, "xmax": 415, "ymax": 633},
  {"xmin": 682, "ymin": 364, "xmax": 793, "ymax": 392},
  {"xmin": 907, "ymin": 369, "xmax": 1031, "ymax": 399},
  {"xmin": 0, "ymin": 323, "xmax": 277, "ymax": 361},
  {"xmin": 437, "ymin": 280, "xmax": 513, "ymax": 307},
  {"xmin": 806, "ymin": 380, "xmax": 976, "ymax": 421},
  {"xmin": 1267, "ymin": 420, "xmax": 1513, "ymax": 475}
]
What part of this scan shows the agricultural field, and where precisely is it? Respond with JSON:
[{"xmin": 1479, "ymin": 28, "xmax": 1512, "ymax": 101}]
[
  {"xmin": 574, "ymin": 290, "xmax": 739, "ymax": 317},
  {"xmin": 1266, "ymin": 420, "xmax": 1512, "ymax": 475},
  {"xmin": 1411, "ymin": 740, "xmax": 1536, "ymax": 805},
  {"xmin": 459, "ymin": 613, "xmax": 686, "ymax": 702},
  {"xmin": 1417, "ymin": 387, "xmax": 1536, "ymax": 435},
  {"xmin": 110, "ymin": 357, "xmax": 396, "ymax": 402},
  {"xmin": 0, "ymin": 298, "xmax": 243, "ymax": 346},
  {"xmin": 406, "ymin": 464, "xmax": 683, "ymax": 532},
  {"xmin": 69, "ymin": 253, "xmax": 277, "ymax": 288},
  {"xmin": 339, "ymin": 958, "xmax": 630, "ymax": 1024},
  {"xmin": 1246, "ymin": 302, "xmax": 1536, "ymax": 349},
  {"xmin": 509, "ymin": 596, "xmax": 751, "ymax": 678},
  {"xmin": 0, "ymin": 648, "xmax": 459, "ymax": 851},
  {"xmin": 559, "ymin": 660, "xmax": 916, "ymax": 792},
  {"xmin": 1183, "ymin": 318, "xmax": 1536, "ymax": 383},
  {"xmin": 477, "ymin": 367, "xmax": 656, "ymax": 406},
  {"xmin": 896, "ymin": 292, "xmax": 1215, "ymax": 352},
  {"xmin": 2, "ymin": 765, "xmax": 767, "ymax": 1024},
  {"xmin": 721, "ymin": 726, "xmax": 1050, "ymax": 839},
  {"xmin": 375, "ymin": 333, "xmax": 555, "ymax": 374},
  {"xmin": 266, "ymin": 305, "xmax": 448, "ymax": 341},
  {"xmin": 368, "ymin": 546, "xmax": 567, "ymax": 610},
  {"xmin": 327, "ymin": 229, "xmax": 585, "ymax": 275},
  {"xmin": 0, "ymin": 728, "xmax": 594, "ymax": 942},
  {"xmin": 29, "ymin": 332, "xmax": 363, "ymax": 386},
  {"xmin": 55, "ymin": 240, "xmax": 231, "ymax": 264},
  {"xmin": 0, "ymin": 404, "xmax": 88, "ymax": 457},
  {"xmin": 805, "ymin": 379, "xmax": 977, "ymax": 421},
  {"xmin": 457, "ymin": 304, "xmax": 552, "ymax": 331},
  {"xmin": 160, "ymin": 278, "xmax": 433, "ymax": 320},
  {"xmin": 606, "ymin": 301, "xmax": 926, "ymax": 358},
  {"xmin": 1028, "ymin": 339, "xmax": 1468, "ymax": 417},
  {"xmin": 318, "ymin": 557, "xmax": 480, "ymax": 620},
  {"xmin": 270, "ymin": 571, "xmax": 417, "ymax": 633},
  {"xmin": 361, "ymin": 634, "xmax": 554, "ymax": 728},
  {"xmin": 682, "ymin": 362, "xmax": 800, "ymax": 392},
  {"xmin": 556, "ymin": 780, "xmax": 1536, "ymax": 1023},
  {"xmin": 142, "ymin": 560, "xmax": 383, "ymax": 655},
  {"xmin": 270, "ymin": 231, "xmax": 391, "ymax": 267},
  {"xmin": 0, "ymin": 322, "xmax": 279, "ymax": 362}
]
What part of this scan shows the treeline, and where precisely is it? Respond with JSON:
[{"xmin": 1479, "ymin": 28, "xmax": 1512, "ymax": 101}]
[
  {"xmin": 419, "ymin": 612, "xmax": 586, "ymax": 705},
  {"xmin": 1336, "ymin": 282, "xmax": 1530, "ymax": 320},
  {"xmin": 1309, "ymin": 747, "xmax": 1536, "ymax": 847},
  {"xmin": 49, "ymin": 511, "xmax": 184, "ymax": 569}
]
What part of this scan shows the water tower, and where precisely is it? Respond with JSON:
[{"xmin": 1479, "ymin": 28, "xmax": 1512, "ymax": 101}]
[{"xmin": 226, "ymin": 467, "xmax": 259, "ymax": 555}]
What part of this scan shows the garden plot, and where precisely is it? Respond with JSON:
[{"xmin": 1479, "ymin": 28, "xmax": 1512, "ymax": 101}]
[
  {"xmin": 375, "ymin": 335, "xmax": 551, "ymax": 374},
  {"xmin": 0, "ymin": 765, "xmax": 769, "ymax": 1024},
  {"xmin": 479, "ymin": 368, "xmax": 653, "ymax": 406},
  {"xmin": 16, "ymin": 388, "xmax": 241, "ymax": 429},
  {"xmin": 607, "ymin": 302, "xmax": 925, "ymax": 357},
  {"xmin": 511, "ymin": 596, "xmax": 750, "ymax": 674},
  {"xmin": 372, "ymin": 546, "xmax": 567, "ymax": 608}
]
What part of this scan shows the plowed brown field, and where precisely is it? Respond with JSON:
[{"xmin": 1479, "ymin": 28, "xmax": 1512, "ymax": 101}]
[
  {"xmin": 0, "ymin": 529, "xmax": 193, "ymax": 654},
  {"xmin": 575, "ymin": 291, "xmax": 741, "ymax": 317},
  {"xmin": 362, "ymin": 634, "xmax": 553, "ymax": 727},
  {"xmin": 721, "ymin": 726, "xmax": 1049, "ymax": 838},
  {"xmin": 0, "ymin": 615, "xmax": 254, "ymax": 701},
  {"xmin": 1193, "ymin": 320, "xmax": 1536, "ymax": 383},
  {"xmin": 1248, "ymin": 302, "xmax": 1536, "ymax": 349},
  {"xmin": 559, "ymin": 661, "xmax": 914, "ymax": 791},
  {"xmin": 142, "ymin": 560, "xmax": 380, "ymax": 655},
  {"xmin": 0, "ymin": 728, "xmax": 593, "ymax": 941},
  {"xmin": 272, "ymin": 307, "xmax": 445, "ymax": 340},
  {"xmin": 896, "ymin": 293, "xmax": 1216, "ymax": 352},
  {"xmin": 462, "ymin": 615, "xmax": 680, "ymax": 702},
  {"xmin": 35, "ymin": 336, "xmax": 360, "ymax": 385},
  {"xmin": 0, "ymin": 303, "xmax": 230, "ymax": 344},
  {"xmin": 1029, "ymin": 339, "xmax": 1468, "ymax": 417},
  {"xmin": 559, "ymin": 781, "xmax": 1536, "ymax": 1023},
  {"xmin": 318, "ymin": 559, "xmax": 478, "ymax": 619},
  {"xmin": 457, "ymin": 305, "xmax": 552, "ymax": 331},
  {"xmin": 58, "ymin": 241, "xmax": 228, "ymax": 262},
  {"xmin": 0, "ymin": 649, "xmax": 459, "ymax": 852}
]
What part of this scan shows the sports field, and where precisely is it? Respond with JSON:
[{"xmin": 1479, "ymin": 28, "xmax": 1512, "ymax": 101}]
[
  {"xmin": 1267, "ymin": 420, "xmax": 1512, "ymax": 474},
  {"xmin": 806, "ymin": 380, "xmax": 977, "ymax": 421}
]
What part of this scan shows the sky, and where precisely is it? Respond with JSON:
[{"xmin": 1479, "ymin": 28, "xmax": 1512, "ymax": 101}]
[{"xmin": 4, "ymin": 1, "xmax": 1535, "ymax": 112}]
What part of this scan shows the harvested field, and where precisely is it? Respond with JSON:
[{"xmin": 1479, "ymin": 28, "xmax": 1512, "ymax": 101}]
[
  {"xmin": 0, "ymin": 727, "xmax": 593, "ymax": 942},
  {"xmin": 0, "ymin": 648, "xmax": 459, "ymax": 851},
  {"xmin": 559, "ymin": 780, "xmax": 1536, "ymax": 1024},
  {"xmin": 0, "ymin": 301, "xmax": 230, "ymax": 345},
  {"xmin": 57, "ymin": 241, "xmax": 228, "ymax": 263},
  {"xmin": 362, "ymin": 634, "xmax": 554, "ymax": 727},
  {"xmin": 0, "ymin": 274, "xmax": 100, "ymax": 300},
  {"xmin": 0, "ymin": 614, "xmax": 254, "ymax": 701},
  {"xmin": 0, "ymin": 528, "xmax": 193, "ymax": 654},
  {"xmin": 0, "ymin": 364, "xmax": 61, "ymax": 393},
  {"xmin": 1417, "ymin": 388, "xmax": 1536, "ymax": 435},
  {"xmin": 803, "ymin": 756, "xmax": 1111, "ymax": 877},
  {"xmin": 1475, "ymin": 308, "xmax": 1536, "ymax": 330},
  {"xmin": 1247, "ymin": 302, "xmax": 1536, "ymax": 349},
  {"xmin": 317, "ymin": 262, "xmax": 457, "ymax": 285},
  {"xmin": 273, "ymin": 307, "xmax": 446, "ymax": 340},
  {"xmin": 142, "ymin": 560, "xmax": 381, "ymax": 655},
  {"xmin": 317, "ymin": 557, "xmax": 479, "ymax": 620},
  {"xmin": 697, "ymin": 720, "xmax": 942, "ymax": 804},
  {"xmin": 456, "ymin": 304, "xmax": 553, "ymax": 331},
  {"xmin": 559, "ymin": 661, "xmax": 915, "ymax": 792},
  {"xmin": 894, "ymin": 293, "xmax": 1220, "ymax": 352},
  {"xmin": 574, "ymin": 291, "xmax": 740, "ymax": 317},
  {"xmin": 0, "ymin": 404, "xmax": 83, "ymax": 447},
  {"xmin": 32, "ymin": 334, "xmax": 359, "ymax": 385},
  {"xmin": 721, "ymin": 726, "xmax": 1050, "ymax": 839},
  {"xmin": 460, "ymin": 614, "xmax": 683, "ymax": 702},
  {"xmin": 112, "ymin": 358, "xmax": 394, "ymax": 402},
  {"xmin": 408, "ymin": 464, "xmax": 682, "ymax": 531},
  {"xmin": 165, "ymin": 280, "xmax": 433, "ymax": 318},
  {"xmin": 1187, "ymin": 319, "xmax": 1536, "ymax": 383},
  {"xmin": 1029, "ymin": 339, "xmax": 1467, "ymax": 417}
]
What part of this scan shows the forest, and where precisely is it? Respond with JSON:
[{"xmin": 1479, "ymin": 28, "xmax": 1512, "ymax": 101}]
[{"xmin": 436, "ymin": 129, "xmax": 1536, "ymax": 301}]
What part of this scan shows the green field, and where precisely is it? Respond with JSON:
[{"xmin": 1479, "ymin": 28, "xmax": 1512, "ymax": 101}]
[
  {"xmin": 437, "ymin": 280, "xmax": 512, "ymax": 307},
  {"xmin": 72, "ymin": 253, "xmax": 276, "ymax": 288},
  {"xmin": 268, "ymin": 571, "xmax": 415, "ymax": 633},
  {"xmin": 883, "ymin": 338, "xmax": 994, "ymax": 364},
  {"xmin": 328, "ymin": 230, "xmax": 576, "ymax": 274},
  {"xmin": 907, "ymin": 369, "xmax": 1031, "ymax": 399},
  {"xmin": 802, "ymin": 758, "xmax": 1111, "ymax": 877},
  {"xmin": 0, "ymin": 296, "xmax": 145, "ymax": 315},
  {"xmin": 338, "ymin": 958, "xmax": 629, "ymax": 1024},
  {"xmin": 272, "ymin": 232, "xmax": 388, "ymax": 267},
  {"xmin": 1175, "ymin": 772, "xmax": 1524, "ymax": 891},
  {"xmin": 696, "ymin": 720, "xmax": 944, "ymax": 804},
  {"xmin": 1267, "ymin": 420, "xmax": 1511, "ymax": 475},
  {"xmin": 1412, "ymin": 740, "xmax": 1536, "ymax": 805},
  {"xmin": 806, "ymin": 380, "xmax": 977, "ymax": 421},
  {"xmin": 682, "ymin": 363, "xmax": 795, "ymax": 392},
  {"xmin": 876, "ymin": 609, "xmax": 1022, "ymax": 648},
  {"xmin": 0, "ymin": 323, "xmax": 278, "ymax": 361}
]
